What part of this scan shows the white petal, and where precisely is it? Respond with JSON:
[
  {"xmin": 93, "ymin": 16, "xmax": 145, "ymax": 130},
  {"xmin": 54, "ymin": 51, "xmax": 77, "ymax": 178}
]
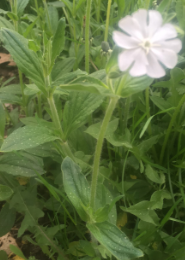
[
  {"xmin": 146, "ymin": 52, "xmax": 165, "ymax": 78},
  {"xmin": 113, "ymin": 31, "xmax": 139, "ymax": 49},
  {"xmin": 152, "ymin": 23, "xmax": 177, "ymax": 42},
  {"xmin": 118, "ymin": 15, "xmax": 143, "ymax": 40},
  {"xmin": 118, "ymin": 50, "xmax": 136, "ymax": 71},
  {"xmin": 160, "ymin": 39, "xmax": 182, "ymax": 53},
  {"xmin": 129, "ymin": 49, "xmax": 148, "ymax": 77},
  {"xmin": 151, "ymin": 48, "xmax": 177, "ymax": 69},
  {"xmin": 148, "ymin": 10, "xmax": 163, "ymax": 37},
  {"xmin": 132, "ymin": 9, "xmax": 147, "ymax": 37}
]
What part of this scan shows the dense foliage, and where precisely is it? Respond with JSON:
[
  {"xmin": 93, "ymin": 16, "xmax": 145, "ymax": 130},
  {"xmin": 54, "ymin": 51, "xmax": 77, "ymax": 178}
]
[{"xmin": 0, "ymin": 0, "xmax": 185, "ymax": 260}]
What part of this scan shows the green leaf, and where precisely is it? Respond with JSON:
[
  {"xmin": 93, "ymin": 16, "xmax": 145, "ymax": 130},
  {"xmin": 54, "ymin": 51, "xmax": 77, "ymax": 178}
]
[
  {"xmin": 63, "ymin": 92, "xmax": 103, "ymax": 137},
  {"xmin": 0, "ymin": 185, "xmax": 13, "ymax": 201},
  {"xmin": 1, "ymin": 126, "xmax": 59, "ymax": 152},
  {"xmin": 157, "ymin": 0, "xmax": 172, "ymax": 12},
  {"xmin": 48, "ymin": 1, "xmax": 65, "ymax": 8},
  {"xmin": 17, "ymin": 0, "xmax": 30, "ymax": 17},
  {"xmin": 9, "ymin": 245, "xmax": 27, "ymax": 260},
  {"xmin": 145, "ymin": 165, "xmax": 165, "ymax": 184},
  {"xmin": 0, "ymin": 16, "xmax": 14, "ymax": 29},
  {"xmin": 2, "ymin": 29, "xmax": 46, "ymax": 95},
  {"xmin": 61, "ymin": 157, "xmax": 90, "ymax": 221},
  {"xmin": 122, "ymin": 201, "xmax": 160, "ymax": 225},
  {"xmin": 51, "ymin": 57, "xmax": 76, "ymax": 81},
  {"xmin": 46, "ymin": 5, "xmax": 59, "ymax": 35},
  {"xmin": 0, "ymin": 84, "xmax": 22, "ymax": 95},
  {"xmin": 150, "ymin": 190, "xmax": 171, "ymax": 210},
  {"xmin": 117, "ymin": 0, "xmax": 125, "ymax": 17},
  {"xmin": 51, "ymin": 18, "xmax": 66, "ymax": 64},
  {"xmin": 0, "ymin": 203, "xmax": 16, "ymax": 237},
  {"xmin": 87, "ymin": 222, "xmax": 143, "ymax": 260},
  {"xmin": 24, "ymin": 84, "xmax": 40, "ymax": 96},
  {"xmin": 117, "ymin": 74, "xmax": 153, "ymax": 98},
  {"xmin": 150, "ymin": 96, "xmax": 172, "ymax": 111},
  {"xmin": 0, "ymin": 93, "xmax": 22, "ymax": 104},
  {"xmin": 0, "ymin": 101, "xmax": 5, "ymax": 138},
  {"xmin": 0, "ymin": 152, "xmax": 45, "ymax": 177},
  {"xmin": 0, "ymin": 250, "xmax": 8, "ymax": 260},
  {"xmin": 53, "ymin": 69, "xmax": 87, "ymax": 86},
  {"xmin": 176, "ymin": 0, "xmax": 185, "ymax": 29}
]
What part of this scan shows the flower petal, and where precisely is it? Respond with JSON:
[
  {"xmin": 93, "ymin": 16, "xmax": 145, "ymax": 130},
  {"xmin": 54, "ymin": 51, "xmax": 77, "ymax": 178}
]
[
  {"xmin": 151, "ymin": 48, "xmax": 178, "ymax": 69},
  {"xmin": 129, "ymin": 49, "xmax": 148, "ymax": 77},
  {"xmin": 132, "ymin": 9, "xmax": 147, "ymax": 37},
  {"xmin": 148, "ymin": 10, "xmax": 163, "ymax": 37},
  {"xmin": 118, "ymin": 50, "xmax": 136, "ymax": 71},
  {"xmin": 118, "ymin": 15, "xmax": 143, "ymax": 40},
  {"xmin": 113, "ymin": 31, "xmax": 139, "ymax": 49},
  {"xmin": 152, "ymin": 23, "xmax": 177, "ymax": 42},
  {"xmin": 160, "ymin": 39, "xmax": 182, "ymax": 53},
  {"xmin": 146, "ymin": 52, "xmax": 165, "ymax": 78}
]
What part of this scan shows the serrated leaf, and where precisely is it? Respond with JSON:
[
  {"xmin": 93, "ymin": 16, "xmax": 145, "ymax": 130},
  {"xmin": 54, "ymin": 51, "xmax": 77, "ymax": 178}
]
[
  {"xmin": 51, "ymin": 18, "xmax": 66, "ymax": 64},
  {"xmin": 61, "ymin": 157, "xmax": 90, "ymax": 221},
  {"xmin": 0, "ymin": 203, "xmax": 16, "ymax": 236},
  {"xmin": 63, "ymin": 92, "xmax": 103, "ymax": 137},
  {"xmin": 0, "ymin": 152, "xmax": 45, "ymax": 177},
  {"xmin": 145, "ymin": 165, "xmax": 165, "ymax": 184},
  {"xmin": 87, "ymin": 221, "xmax": 143, "ymax": 260},
  {"xmin": 0, "ymin": 185, "xmax": 13, "ymax": 200},
  {"xmin": 1, "ymin": 126, "xmax": 59, "ymax": 152},
  {"xmin": 2, "ymin": 29, "xmax": 46, "ymax": 95},
  {"xmin": 122, "ymin": 201, "xmax": 160, "ymax": 225},
  {"xmin": 17, "ymin": 0, "xmax": 30, "ymax": 17}
]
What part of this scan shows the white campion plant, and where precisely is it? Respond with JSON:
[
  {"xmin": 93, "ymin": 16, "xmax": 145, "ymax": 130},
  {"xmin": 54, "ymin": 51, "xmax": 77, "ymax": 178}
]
[{"xmin": 113, "ymin": 9, "xmax": 182, "ymax": 78}]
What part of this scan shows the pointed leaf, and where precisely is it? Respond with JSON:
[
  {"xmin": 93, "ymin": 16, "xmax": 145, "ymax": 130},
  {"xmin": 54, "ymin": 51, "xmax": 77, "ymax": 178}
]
[
  {"xmin": 2, "ymin": 29, "xmax": 46, "ymax": 95},
  {"xmin": 1, "ymin": 126, "xmax": 59, "ymax": 152},
  {"xmin": 0, "ymin": 185, "xmax": 13, "ymax": 200},
  {"xmin": 51, "ymin": 18, "xmax": 66, "ymax": 64},
  {"xmin": 87, "ymin": 221, "xmax": 143, "ymax": 260},
  {"xmin": 17, "ymin": 0, "xmax": 30, "ymax": 17},
  {"xmin": 61, "ymin": 157, "xmax": 90, "ymax": 221}
]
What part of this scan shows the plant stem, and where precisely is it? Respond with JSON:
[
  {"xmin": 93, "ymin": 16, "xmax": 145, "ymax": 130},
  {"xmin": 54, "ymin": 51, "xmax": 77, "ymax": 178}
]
[
  {"xmin": 97, "ymin": 0, "xmax": 102, "ymax": 23},
  {"xmin": 145, "ymin": 87, "xmax": 158, "ymax": 162},
  {"xmin": 123, "ymin": 97, "xmax": 130, "ymax": 130},
  {"xmin": 104, "ymin": 0, "xmax": 112, "ymax": 42},
  {"xmin": 34, "ymin": 0, "xmax": 42, "ymax": 29},
  {"xmin": 47, "ymin": 94, "xmax": 64, "ymax": 140},
  {"xmin": 18, "ymin": 70, "xmax": 28, "ymax": 116},
  {"xmin": 160, "ymin": 93, "xmax": 185, "ymax": 164},
  {"xmin": 90, "ymin": 97, "xmax": 118, "ymax": 209},
  {"xmin": 85, "ymin": 0, "xmax": 92, "ymax": 73}
]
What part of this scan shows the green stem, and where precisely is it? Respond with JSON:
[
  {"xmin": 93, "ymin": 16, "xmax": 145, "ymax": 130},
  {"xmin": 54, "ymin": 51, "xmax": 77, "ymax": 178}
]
[
  {"xmin": 85, "ymin": 0, "xmax": 92, "ymax": 73},
  {"xmin": 123, "ymin": 97, "xmax": 130, "ymax": 130},
  {"xmin": 97, "ymin": 0, "xmax": 102, "ymax": 23},
  {"xmin": 34, "ymin": 0, "xmax": 42, "ymax": 29},
  {"xmin": 145, "ymin": 87, "xmax": 158, "ymax": 162},
  {"xmin": 160, "ymin": 93, "xmax": 185, "ymax": 164},
  {"xmin": 47, "ymin": 94, "xmax": 64, "ymax": 140},
  {"xmin": 104, "ymin": 0, "xmax": 112, "ymax": 42},
  {"xmin": 90, "ymin": 97, "xmax": 118, "ymax": 209},
  {"xmin": 18, "ymin": 70, "xmax": 28, "ymax": 116}
]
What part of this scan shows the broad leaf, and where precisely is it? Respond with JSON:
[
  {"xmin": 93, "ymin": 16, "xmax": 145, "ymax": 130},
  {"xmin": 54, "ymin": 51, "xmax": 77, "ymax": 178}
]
[
  {"xmin": 0, "ymin": 152, "xmax": 45, "ymax": 177},
  {"xmin": 51, "ymin": 18, "xmax": 66, "ymax": 64},
  {"xmin": 0, "ymin": 93, "xmax": 22, "ymax": 104},
  {"xmin": 1, "ymin": 126, "xmax": 59, "ymax": 152},
  {"xmin": 145, "ymin": 165, "xmax": 165, "ymax": 184},
  {"xmin": 87, "ymin": 221, "xmax": 143, "ymax": 260},
  {"xmin": 0, "ymin": 203, "xmax": 16, "ymax": 237},
  {"xmin": 0, "ymin": 84, "xmax": 22, "ymax": 95},
  {"xmin": 51, "ymin": 57, "xmax": 76, "ymax": 81},
  {"xmin": 0, "ymin": 185, "xmax": 13, "ymax": 200},
  {"xmin": 0, "ymin": 16, "xmax": 14, "ymax": 29},
  {"xmin": 2, "ymin": 29, "xmax": 46, "ymax": 95},
  {"xmin": 63, "ymin": 92, "xmax": 103, "ymax": 137},
  {"xmin": 150, "ymin": 190, "xmax": 171, "ymax": 210},
  {"xmin": 61, "ymin": 157, "xmax": 90, "ymax": 221},
  {"xmin": 122, "ymin": 201, "xmax": 160, "ymax": 225},
  {"xmin": 17, "ymin": 0, "xmax": 30, "ymax": 17}
]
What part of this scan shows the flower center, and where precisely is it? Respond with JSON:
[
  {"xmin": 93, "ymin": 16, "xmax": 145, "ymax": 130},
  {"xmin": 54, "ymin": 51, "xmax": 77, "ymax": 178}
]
[
  {"xmin": 139, "ymin": 39, "xmax": 152, "ymax": 54},
  {"xmin": 144, "ymin": 41, "xmax": 151, "ymax": 48}
]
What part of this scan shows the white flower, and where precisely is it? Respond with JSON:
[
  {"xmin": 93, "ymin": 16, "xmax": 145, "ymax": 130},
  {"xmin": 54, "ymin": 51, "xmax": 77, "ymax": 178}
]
[{"xmin": 113, "ymin": 9, "xmax": 182, "ymax": 78}]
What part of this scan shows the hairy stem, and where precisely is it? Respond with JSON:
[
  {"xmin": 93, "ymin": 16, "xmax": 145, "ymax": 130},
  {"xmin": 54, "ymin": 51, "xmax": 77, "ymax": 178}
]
[
  {"xmin": 160, "ymin": 93, "xmax": 185, "ymax": 164},
  {"xmin": 85, "ymin": 0, "xmax": 92, "ymax": 73},
  {"xmin": 90, "ymin": 97, "xmax": 118, "ymax": 209}
]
